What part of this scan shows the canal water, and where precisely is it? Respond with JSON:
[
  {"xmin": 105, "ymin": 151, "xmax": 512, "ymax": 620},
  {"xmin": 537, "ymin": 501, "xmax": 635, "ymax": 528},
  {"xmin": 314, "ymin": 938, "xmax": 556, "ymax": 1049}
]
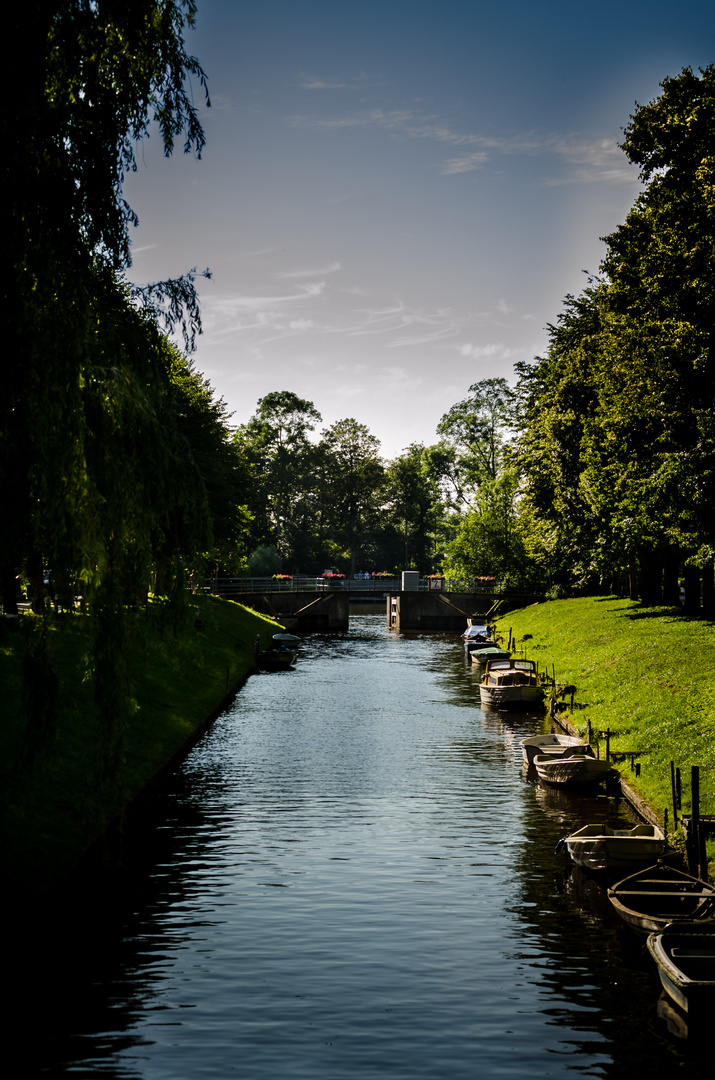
[{"xmin": 17, "ymin": 615, "xmax": 710, "ymax": 1077}]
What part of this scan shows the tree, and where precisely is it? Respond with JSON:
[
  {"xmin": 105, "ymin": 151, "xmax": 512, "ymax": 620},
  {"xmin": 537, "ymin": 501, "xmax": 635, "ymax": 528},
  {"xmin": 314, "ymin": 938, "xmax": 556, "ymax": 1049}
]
[
  {"xmin": 437, "ymin": 378, "xmax": 517, "ymax": 502},
  {"xmin": 385, "ymin": 444, "xmax": 444, "ymax": 574},
  {"xmin": 2, "ymin": 2, "xmax": 211, "ymax": 611},
  {"xmin": 598, "ymin": 66, "xmax": 715, "ymax": 603},
  {"xmin": 233, "ymin": 391, "xmax": 322, "ymax": 567},
  {"xmin": 319, "ymin": 420, "xmax": 385, "ymax": 576},
  {"xmin": 1, "ymin": 3, "xmax": 212, "ymax": 774}
]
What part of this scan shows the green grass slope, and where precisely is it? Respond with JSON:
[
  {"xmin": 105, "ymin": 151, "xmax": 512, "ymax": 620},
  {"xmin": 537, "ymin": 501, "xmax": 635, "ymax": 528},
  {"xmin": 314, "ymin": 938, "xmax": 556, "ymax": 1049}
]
[
  {"xmin": 1, "ymin": 593, "xmax": 280, "ymax": 894},
  {"xmin": 495, "ymin": 597, "xmax": 715, "ymax": 848}
]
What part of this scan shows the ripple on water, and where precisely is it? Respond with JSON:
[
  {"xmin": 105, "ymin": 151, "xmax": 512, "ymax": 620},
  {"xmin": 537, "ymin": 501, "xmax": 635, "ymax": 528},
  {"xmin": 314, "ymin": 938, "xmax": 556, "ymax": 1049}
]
[{"xmin": 17, "ymin": 615, "xmax": 711, "ymax": 1079}]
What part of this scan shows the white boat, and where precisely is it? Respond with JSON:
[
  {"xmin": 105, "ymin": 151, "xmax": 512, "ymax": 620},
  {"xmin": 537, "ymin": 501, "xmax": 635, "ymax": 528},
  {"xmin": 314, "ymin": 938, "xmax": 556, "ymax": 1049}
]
[
  {"xmin": 561, "ymin": 823, "xmax": 666, "ymax": 872},
  {"xmin": 478, "ymin": 658, "xmax": 545, "ymax": 708},
  {"xmin": 533, "ymin": 748, "xmax": 614, "ymax": 786},
  {"xmin": 607, "ymin": 863, "xmax": 715, "ymax": 935},
  {"xmin": 521, "ymin": 732, "xmax": 589, "ymax": 765},
  {"xmin": 647, "ymin": 921, "xmax": 715, "ymax": 1021}
]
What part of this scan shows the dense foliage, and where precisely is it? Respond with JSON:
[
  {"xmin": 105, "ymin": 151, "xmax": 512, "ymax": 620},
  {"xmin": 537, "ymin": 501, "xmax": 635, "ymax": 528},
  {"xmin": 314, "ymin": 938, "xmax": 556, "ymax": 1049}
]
[
  {"xmin": 515, "ymin": 66, "xmax": 715, "ymax": 611},
  {"xmin": 1, "ymin": 3, "xmax": 252, "ymax": 778}
]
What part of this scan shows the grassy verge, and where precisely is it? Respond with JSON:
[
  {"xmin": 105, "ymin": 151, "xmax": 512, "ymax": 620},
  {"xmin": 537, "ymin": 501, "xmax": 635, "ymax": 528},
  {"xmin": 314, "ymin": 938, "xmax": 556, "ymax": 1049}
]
[
  {"xmin": 494, "ymin": 596, "xmax": 715, "ymax": 864},
  {"xmin": 1, "ymin": 593, "xmax": 280, "ymax": 895}
]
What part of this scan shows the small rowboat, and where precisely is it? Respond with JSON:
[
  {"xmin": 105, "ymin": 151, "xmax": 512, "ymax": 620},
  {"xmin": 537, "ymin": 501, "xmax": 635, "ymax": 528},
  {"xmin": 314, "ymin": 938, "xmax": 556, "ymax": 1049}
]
[
  {"xmin": 533, "ymin": 748, "xmax": 613, "ymax": 786},
  {"xmin": 647, "ymin": 921, "xmax": 715, "ymax": 1021},
  {"xmin": 607, "ymin": 863, "xmax": 715, "ymax": 935},
  {"xmin": 561, "ymin": 823, "xmax": 666, "ymax": 873},
  {"xmin": 521, "ymin": 733, "xmax": 589, "ymax": 766}
]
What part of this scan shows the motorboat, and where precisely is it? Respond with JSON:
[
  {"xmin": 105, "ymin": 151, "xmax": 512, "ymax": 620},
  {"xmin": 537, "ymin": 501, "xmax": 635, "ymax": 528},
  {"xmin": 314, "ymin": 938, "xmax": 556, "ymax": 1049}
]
[
  {"xmin": 607, "ymin": 863, "xmax": 715, "ymax": 935},
  {"xmin": 560, "ymin": 822, "xmax": 666, "ymax": 873},
  {"xmin": 478, "ymin": 658, "xmax": 545, "ymax": 708}
]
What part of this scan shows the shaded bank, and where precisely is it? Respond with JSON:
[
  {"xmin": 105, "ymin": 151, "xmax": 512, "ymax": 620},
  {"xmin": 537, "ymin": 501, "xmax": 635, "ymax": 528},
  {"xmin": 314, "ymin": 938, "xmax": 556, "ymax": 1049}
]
[{"xmin": 0, "ymin": 593, "xmax": 280, "ymax": 897}]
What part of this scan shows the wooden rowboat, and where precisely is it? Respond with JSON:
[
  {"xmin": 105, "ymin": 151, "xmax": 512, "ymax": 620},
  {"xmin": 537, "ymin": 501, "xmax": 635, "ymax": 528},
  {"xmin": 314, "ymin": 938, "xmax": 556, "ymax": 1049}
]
[
  {"xmin": 521, "ymin": 733, "xmax": 589, "ymax": 766},
  {"xmin": 562, "ymin": 823, "xmax": 666, "ymax": 873},
  {"xmin": 647, "ymin": 921, "xmax": 715, "ymax": 1021},
  {"xmin": 533, "ymin": 748, "xmax": 613, "ymax": 786},
  {"xmin": 607, "ymin": 863, "xmax": 715, "ymax": 935}
]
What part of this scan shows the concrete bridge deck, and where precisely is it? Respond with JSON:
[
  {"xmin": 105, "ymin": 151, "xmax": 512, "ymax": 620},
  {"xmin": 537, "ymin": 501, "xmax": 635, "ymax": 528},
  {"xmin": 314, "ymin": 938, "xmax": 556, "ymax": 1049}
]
[{"xmin": 211, "ymin": 577, "xmax": 541, "ymax": 633}]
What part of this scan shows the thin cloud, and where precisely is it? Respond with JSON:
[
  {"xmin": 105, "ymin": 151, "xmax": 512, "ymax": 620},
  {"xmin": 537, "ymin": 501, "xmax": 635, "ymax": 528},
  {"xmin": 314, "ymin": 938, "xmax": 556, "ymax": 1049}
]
[
  {"xmin": 457, "ymin": 342, "xmax": 520, "ymax": 361},
  {"xmin": 278, "ymin": 262, "xmax": 342, "ymax": 278},
  {"xmin": 290, "ymin": 107, "xmax": 638, "ymax": 184}
]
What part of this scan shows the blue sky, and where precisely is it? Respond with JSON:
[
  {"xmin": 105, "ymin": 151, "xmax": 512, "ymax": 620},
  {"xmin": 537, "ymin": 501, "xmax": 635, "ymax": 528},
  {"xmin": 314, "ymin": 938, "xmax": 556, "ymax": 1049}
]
[{"xmin": 125, "ymin": 0, "xmax": 715, "ymax": 458}]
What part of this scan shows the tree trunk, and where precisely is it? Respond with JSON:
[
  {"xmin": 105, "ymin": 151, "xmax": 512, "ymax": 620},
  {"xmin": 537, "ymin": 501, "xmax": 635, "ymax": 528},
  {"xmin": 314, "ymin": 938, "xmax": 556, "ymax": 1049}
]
[
  {"xmin": 682, "ymin": 562, "xmax": 701, "ymax": 614},
  {"xmin": 628, "ymin": 551, "xmax": 639, "ymax": 601},
  {"xmin": 702, "ymin": 560, "xmax": 715, "ymax": 617},
  {"xmin": 661, "ymin": 545, "xmax": 680, "ymax": 606},
  {"xmin": 638, "ymin": 546, "xmax": 661, "ymax": 605},
  {"xmin": 1, "ymin": 565, "xmax": 19, "ymax": 615}
]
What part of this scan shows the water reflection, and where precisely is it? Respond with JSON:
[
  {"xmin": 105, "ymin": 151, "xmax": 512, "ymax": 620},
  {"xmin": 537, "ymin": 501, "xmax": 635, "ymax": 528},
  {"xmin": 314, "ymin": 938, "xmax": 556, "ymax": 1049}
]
[{"xmin": 11, "ymin": 615, "xmax": 712, "ymax": 1077}]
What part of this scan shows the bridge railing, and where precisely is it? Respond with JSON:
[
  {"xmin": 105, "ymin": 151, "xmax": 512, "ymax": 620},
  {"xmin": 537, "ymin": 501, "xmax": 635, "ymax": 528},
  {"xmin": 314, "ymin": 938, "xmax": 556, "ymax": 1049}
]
[{"xmin": 204, "ymin": 575, "xmax": 535, "ymax": 596}]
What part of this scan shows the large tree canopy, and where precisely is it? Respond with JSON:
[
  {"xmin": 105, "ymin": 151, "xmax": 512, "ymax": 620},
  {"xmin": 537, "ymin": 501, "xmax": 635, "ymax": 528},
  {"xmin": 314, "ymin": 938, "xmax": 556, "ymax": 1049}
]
[
  {"xmin": 2, "ymin": 2, "xmax": 211, "ymax": 613},
  {"xmin": 515, "ymin": 66, "xmax": 715, "ymax": 605}
]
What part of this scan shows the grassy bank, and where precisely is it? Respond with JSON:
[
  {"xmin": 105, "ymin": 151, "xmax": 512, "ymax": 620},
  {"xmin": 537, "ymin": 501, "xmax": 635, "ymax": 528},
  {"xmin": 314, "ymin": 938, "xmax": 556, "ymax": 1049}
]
[
  {"xmin": 1, "ymin": 593, "xmax": 280, "ymax": 894},
  {"xmin": 494, "ymin": 597, "xmax": 715, "ymax": 860}
]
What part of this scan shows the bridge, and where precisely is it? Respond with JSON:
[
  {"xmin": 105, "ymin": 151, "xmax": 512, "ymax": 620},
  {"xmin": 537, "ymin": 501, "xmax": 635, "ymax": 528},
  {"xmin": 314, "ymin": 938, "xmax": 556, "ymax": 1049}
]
[{"xmin": 205, "ymin": 575, "xmax": 542, "ymax": 633}]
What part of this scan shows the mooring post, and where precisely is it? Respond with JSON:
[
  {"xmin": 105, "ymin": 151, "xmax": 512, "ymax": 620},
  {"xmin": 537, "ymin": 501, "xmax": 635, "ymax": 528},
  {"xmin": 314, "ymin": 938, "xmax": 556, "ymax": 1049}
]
[
  {"xmin": 691, "ymin": 765, "xmax": 701, "ymax": 878},
  {"xmin": 670, "ymin": 760, "xmax": 678, "ymax": 831}
]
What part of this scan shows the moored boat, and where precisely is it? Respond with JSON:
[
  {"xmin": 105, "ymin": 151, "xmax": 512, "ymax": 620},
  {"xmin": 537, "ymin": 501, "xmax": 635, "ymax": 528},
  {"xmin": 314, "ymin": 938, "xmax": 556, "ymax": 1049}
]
[
  {"xmin": 533, "ymin": 748, "xmax": 614, "ymax": 786},
  {"xmin": 561, "ymin": 822, "xmax": 666, "ymax": 873},
  {"xmin": 647, "ymin": 921, "xmax": 715, "ymax": 1020},
  {"xmin": 256, "ymin": 632, "xmax": 300, "ymax": 670},
  {"xmin": 607, "ymin": 863, "xmax": 715, "ymax": 935},
  {"xmin": 468, "ymin": 645, "xmax": 511, "ymax": 666},
  {"xmin": 461, "ymin": 625, "xmax": 509, "ymax": 665},
  {"xmin": 478, "ymin": 658, "xmax": 545, "ymax": 709},
  {"xmin": 521, "ymin": 732, "xmax": 589, "ymax": 765}
]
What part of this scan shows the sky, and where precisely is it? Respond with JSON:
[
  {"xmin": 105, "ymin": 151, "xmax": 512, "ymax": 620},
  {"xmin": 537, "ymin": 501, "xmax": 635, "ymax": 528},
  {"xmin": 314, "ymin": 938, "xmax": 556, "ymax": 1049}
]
[{"xmin": 124, "ymin": 0, "xmax": 715, "ymax": 460}]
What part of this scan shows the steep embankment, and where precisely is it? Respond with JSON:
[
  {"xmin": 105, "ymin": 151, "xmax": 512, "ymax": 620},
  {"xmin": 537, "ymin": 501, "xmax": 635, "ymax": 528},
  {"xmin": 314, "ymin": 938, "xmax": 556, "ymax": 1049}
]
[
  {"xmin": 495, "ymin": 597, "xmax": 715, "ymax": 851},
  {"xmin": 1, "ymin": 593, "xmax": 280, "ymax": 894}
]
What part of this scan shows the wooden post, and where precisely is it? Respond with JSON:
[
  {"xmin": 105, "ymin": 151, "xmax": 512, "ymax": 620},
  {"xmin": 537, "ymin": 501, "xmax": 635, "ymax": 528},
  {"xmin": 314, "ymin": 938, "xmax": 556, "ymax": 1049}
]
[
  {"xmin": 606, "ymin": 728, "xmax": 610, "ymax": 763},
  {"xmin": 664, "ymin": 808, "xmax": 669, "ymax": 837},
  {"xmin": 676, "ymin": 767, "xmax": 682, "ymax": 810},
  {"xmin": 587, "ymin": 719, "xmax": 592, "ymax": 745},
  {"xmin": 691, "ymin": 766, "xmax": 701, "ymax": 877},
  {"xmin": 670, "ymin": 760, "xmax": 678, "ymax": 830}
]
